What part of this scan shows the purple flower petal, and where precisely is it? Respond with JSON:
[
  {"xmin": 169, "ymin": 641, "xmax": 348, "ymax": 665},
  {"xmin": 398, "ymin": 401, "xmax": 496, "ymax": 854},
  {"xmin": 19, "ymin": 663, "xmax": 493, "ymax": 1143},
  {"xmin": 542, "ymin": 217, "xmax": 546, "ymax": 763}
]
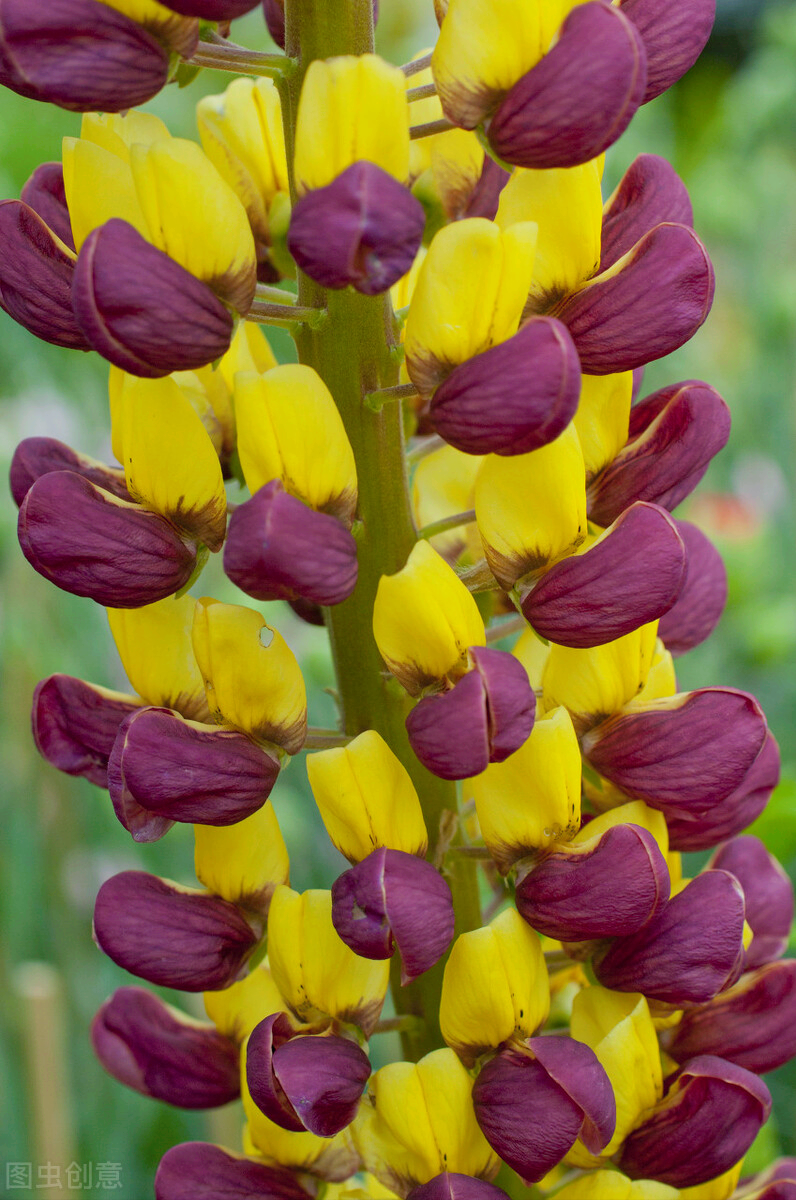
[
  {"xmin": 619, "ymin": 0, "xmax": 716, "ymax": 103},
  {"xmin": 600, "ymin": 154, "xmax": 693, "ymax": 271},
  {"xmin": 516, "ymin": 823, "xmax": 669, "ymax": 941},
  {"xmin": 10, "ymin": 436, "xmax": 129, "ymax": 507},
  {"xmin": 92, "ymin": 986, "xmax": 239, "ymax": 1108},
  {"xmin": 155, "ymin": 1142, "xmax": 313, "ymax": 1200},
  {"xmin": 18, "ymin": 470, "xmax": 196, "ymax": 607},
  {"xmin": 556, "ymin": 223, "xmax": 715, "ymax": 375},
  {"xmin": 288, "ymin": 162, "xmax": 425, "ymax": 296},
  {"xmin": 408, "ymin": 1177, "xmax": 510, "ymax": 1200},
  {"xmin": 407, "ymin": 672, "xmax": 490, "ymax": 781},
  {"xmin": 20, "ymin": 161, "xmax": 74, "ymax": 250},
  {"xmin": 32, "ymin": 674, "xmax": 138, "ymax": 788},
  {"xmin": 93, "ymin": 870, "xmax": 258, "ymax": 992},
  {"xmin": 157, "ymin": 0, "xmax": 258, "ymax": 16},
  {"xmin": 488, "ymin": 1, "xmax": 646, "ymax": 169},
  {"xmin": 528, "ymin": 1035, "xmax": 616, "ymax": 1155},
  {"xmin": 522, "ymin": 501, "xmax": 686, "ymax": 648},
  {"xmin": 72, "ymin": 219, "xmax": 235, "ymax": 377},
  {"xmin": 429, "ymin": 317, "xmax": 581, "ymax": 456},
  {"xmin": 657, "ymin": 519, "xmax": 727, "ymax": 656},
  {"xmin": 273, "ymin": 1033, "xmax": 371, "ymax": 1136},
  {"xmin": 709, "ymin": 836, "xmax": 794, "ymax": 968},
  {"xmin": 469, "ymin": 646, "xmax": 535, "ymax": 763}
]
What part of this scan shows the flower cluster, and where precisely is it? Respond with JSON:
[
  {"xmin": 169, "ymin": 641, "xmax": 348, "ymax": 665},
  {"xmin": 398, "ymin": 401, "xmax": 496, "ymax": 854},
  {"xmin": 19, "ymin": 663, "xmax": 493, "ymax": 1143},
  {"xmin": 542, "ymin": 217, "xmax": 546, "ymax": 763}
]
[{"xmin": 3, "ymin": 0, "xmax": 795, "ymax": 1198}]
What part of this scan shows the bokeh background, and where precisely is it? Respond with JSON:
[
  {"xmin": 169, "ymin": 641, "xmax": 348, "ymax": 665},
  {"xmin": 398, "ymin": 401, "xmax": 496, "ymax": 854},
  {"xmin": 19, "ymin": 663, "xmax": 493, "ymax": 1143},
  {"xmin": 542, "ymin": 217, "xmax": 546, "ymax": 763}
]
[{"xmin": 1, "ymin": 0, "xmax": 795, "ymax": 1194}]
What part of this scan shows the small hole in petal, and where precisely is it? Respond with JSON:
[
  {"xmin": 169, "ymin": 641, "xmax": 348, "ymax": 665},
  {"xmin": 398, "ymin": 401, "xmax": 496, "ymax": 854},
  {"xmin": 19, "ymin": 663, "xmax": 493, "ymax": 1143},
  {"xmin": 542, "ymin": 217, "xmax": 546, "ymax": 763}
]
[{"xmin": 259, "ymin": 625, "xmax": 275, "ymax": 649}]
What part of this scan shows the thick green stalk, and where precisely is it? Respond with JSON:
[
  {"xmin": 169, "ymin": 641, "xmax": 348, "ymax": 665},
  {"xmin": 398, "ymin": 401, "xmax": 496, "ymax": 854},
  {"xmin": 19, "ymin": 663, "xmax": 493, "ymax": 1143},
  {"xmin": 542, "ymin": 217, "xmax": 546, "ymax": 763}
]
[{"xmin": 279, "ymin": 0, "xmax": 481, "ymax": 1058}]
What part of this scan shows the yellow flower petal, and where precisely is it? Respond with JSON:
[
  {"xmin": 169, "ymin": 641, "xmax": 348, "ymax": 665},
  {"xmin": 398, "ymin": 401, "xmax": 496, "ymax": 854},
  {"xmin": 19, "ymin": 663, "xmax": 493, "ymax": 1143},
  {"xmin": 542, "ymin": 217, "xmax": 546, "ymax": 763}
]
[
  {"xmin": 107, "ymin": 594, "xmax": 210, "ymax": 722},
  {"xmin": 574, "ymin": 372, "xmax": 633, "ymax": 478},
  {"xmin": 574, "ymin": 800, "xmax": 669, "ymax": 861},
  {"xmin": 411, "ymin": 444, "xmax": 481, "ymax": 557},
  {"xmin": 63, "ymin": 136, "xmax": 147, "ymax": 252},
  {"xmin": 554, "ymin": 1170, "xmax": 677, "ymax": 1200},
  {"xmin": 542, "ymin": 623, "xmax": 659, "ymax": 724},
  {"xmin": 306, "ymin": 730, "xmax": 428, "ymax": 864},
  {"xmin": 373, "ymin": 540, "xmax": 485, "ymax": 694},
  {"xmin": 204, "ymin": 962, "xmax": 286, "ymax": 1042},
  {"xmin": 194, "ymin": 804, "xmax": 289, "ymax": 911},
  {"xmin": 243, "ymin": 1064, "xmax": 360, "ymax": 1177}
]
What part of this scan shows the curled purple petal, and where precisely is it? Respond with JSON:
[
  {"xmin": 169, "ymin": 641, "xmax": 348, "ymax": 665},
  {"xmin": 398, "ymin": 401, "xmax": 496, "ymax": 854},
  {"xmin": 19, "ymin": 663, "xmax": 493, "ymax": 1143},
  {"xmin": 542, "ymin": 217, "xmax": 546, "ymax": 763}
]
[
  {"xmin": 619, "ymin": 0, "xmax": 716, "ymax": 102},
  {"xmin": 521, "ymin": 501, "xmax": 686, "ymax": 648},
  {"xmin": 428, "ymin": 317, "xmax": 581, "ymax": 455},
  {"xmin": 32, "ymin": 674, "xmax": 138, "ymax": 788},
  {"xmin": 72, "ymin": 219, "xmax": 234, "ymax": 378},
  {"xmin": 487, "ymin": 1, "xmax": 646, "ymax": 169},
  {"xmin": 657, "ymin": 520, "xmax": 727, "ymax": 656},
  {"xmin": 582, "ymin": 688, "xmax": 768, "ymax": 816},
  {"xmin": 18, "ymin": 470, "xmax": 196, "ymax": 607},
  {"xmin": 0, "ymin": 200, "xmax": 89, "ymax": 350},
  {"xmin": 587, "ymin": 381, "xmax": 731, "ymax": 525},
  {"xmin": 408, "ymin": 1177, "xmax": 510, "ymax": 1200},
  {"xmin": 594, "ymin": 870, "xmax": 747, "ymax": 1004},
  {"xmin": 107, "ymin": 707, "xmax": 279, "ymax": 842},
  {"xmin": 155, "ymin": 1142, "xmax": 313, "ymax": 1200},
  {"xmin": 331, "ymin": 848, "xmax": 455, "ymax": 984},
  {"xmin": 556, "ymin": 223, "xmax": 715, "ymax": 375},
  {"xmin": 617, "ymin": 1055, "xmax": 770, "ymax": 1188},
  {"xmin": 10, "ymin": 436, "xmax": 129, "ymax": 507},
  {"xmin": 516, "ymin": 822, "xmax": 670, "ymax": 941},
  {"xmin": 93, "ymin": 870, "xmax": 258, "ymax": 992},
  {"xmin": 470, "ymin": 646, "xmax": 536, "ymax": 763},
  {"xmin": 223, "ymin": 480, "xmax": 358, "ymax": 607},
  {"xmin": 288, "ymin": 162, "xmax": 425, "ymax": 296},
  {"xmin": 600, "ymin": 154, "xmax": 693, "ymax": 271},
  {"xmin": 20, "ymin": 161, "xmax": 74, "ymax": 250},
  {"xmin": 709, "ymin": 836, "xmax": 794, "ymax": 968},
  {"xmin": 92, "ymin": 986, "xmax": 239, "ymax": 1108},
  {"xmin": 157, "ymin": 0, "xmax": 258, "ymax": 16}
]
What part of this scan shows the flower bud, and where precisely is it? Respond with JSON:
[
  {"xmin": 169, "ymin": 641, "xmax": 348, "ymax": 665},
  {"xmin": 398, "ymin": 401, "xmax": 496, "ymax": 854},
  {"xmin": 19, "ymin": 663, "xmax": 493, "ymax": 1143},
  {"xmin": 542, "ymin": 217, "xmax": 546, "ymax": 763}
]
[
  {"xmin": 617, "ymin": 1055, "xmax": 770, "ymax": 1188},
  {"xmin": 20, "ymin": 161, "xmax": 74, "ymax": 249},
  {"xmin": 234, "ymin": 365, "xmax": 357, "ymax": 521},
  {"xmin": 404, "ymin": 219, "xmax": 537, "ymax": 397},
  {"xmin": 32, "ymin": 674, "xmax": 138, "ymax": 787},
  {"xmin": 555, "ymin": 224, "xmax": 715, "ymax": 376},
  {"xmin": 406, "ymin": 646, "xmax": 534, "ymax": 780},
  {"xmin": 155, "ymin": 1142, "xmax": 313, "ymax": 1200},
  {"xmin": 354, "ymin": 1048, "xmax": 498, "ymax": 1196},
  {"xmin": 18, "ymin": 471, "xmax": 196, "ymax": 607},
  {"xmin": 667, "ymin": 960, "xmax": 796, "ymax": 1076},
  {"xmin": 247, "ymin": 1013, "xmax": 371, "ymax": 1135},
  {"xmin": 541, "ymin": 622, "xmax": 658, "ymax": 724},
  {"xmin": 0, "ymin": 200, "xmax": 89, "ymax": 350},
  {"xmin": 516, "ymin": 822, "xmax": 669, "ymax": 942},
  {"xmin": 108, "ymin": 706, "xmax": 280, "ymax": 841},
  {"xmin": 373, "ymin": 541, "xmax": 485, "ymax": 695},
  {"xmin": 307, "ymin": 730, "xmax": 428, "ymax": 864},
  {"xmin": 288, "ymin": 161, "xmax": 425, "ymax": 295},
  {"xmin": 197, "ymin": 76, "xmax": 289, "ymax": 248},
  {"xmin": 466, "ymin": 705, "xmax": 581, "ymax": 873},
  {"xmin": 521, "ymin": 502, "xmax": 686, "ymax": 648},
  {"xmin": 487, "ymin": 2, "xmax": 647, "ymax": 170},
  {"xmin": 569, "ymin": 988, "xmax": 663, "ymax": 1160},
  {"xmin": 267, "ymin": 886, "xmax": 389, "ymax": 1036},
  {"xmin": 587, "ymin": 381, "xmax": 731, "ymax": 526},
  {"xmin": 439, "ymin": 908, "xmax": 549, "ymax": 1066},
  {"xmin": 71, "ymin": 219, "xmax": 235, "ymax": 377},
  {"xmin": 332, "ymin": 848, "xmax": 454, "ymax": 983},
  {"xmin": 472, "ymin": 1036, "xmax": 616, "ymax": 1183},
  {"xmin": 582, "ymin": 688, "xmax": 768, "ymax": 817},
  {"xmin": 594, "ymin": 870, "xmax": 747, "ymax": 1004},
  {"xmin": 428, "ymin": 317, "xmax": 581, "ymax": 457},
  {"xmin": 666, "ymin": 731, "xmax": 781, "ymax": 853},
  {"xmin": 408, "ymin": 1176, "xmax": 509, "ymax": 1200},
  {"xmin": 709, "ymin": 836, "xmax": 793, "ymax": 968},
  {"xmin": 474, "ymin": 424, "xmax": 587, "ymax": 590},
  {"xmin": 107, "ymin": 595, "xmax": 210, "ymax": 722},
  {"xmin": 0, "ymin": 0, "xmax": 197, "ymax": 112},
  {"xmin": 91, "ymin": 986, "xmax": 239, "ymax": 1108},
  {"xmin": 10, "ymin": 436, "xmax": 128, "ymax": 508},
  {"xmin": 600, "ymin": 154, "xmax": 694, "ymax": 271},
  {"xmin": 223, "ymin": 480, "xmax": 358, "ymax": 607},
  {"xmin": 294, "ymin": 55, "xmax": 409, "ymax": 195},
  {"xmin": 93, "ymin": 870, "xmax": 258, "ymax": 991},
  {"xmin": 618, "ymin": 0, "xmax": 716, "ymax": 103},
  {"xmin": 657, "ymin": 520, "xmax": 727, "ymax": 656},
  {"xmin": 192, "ymin": 598, "xmax": 307, "ymax": 754},
  {"xmin": 195, "ymin": 804, "xmax": 289, "ymax": 914}
]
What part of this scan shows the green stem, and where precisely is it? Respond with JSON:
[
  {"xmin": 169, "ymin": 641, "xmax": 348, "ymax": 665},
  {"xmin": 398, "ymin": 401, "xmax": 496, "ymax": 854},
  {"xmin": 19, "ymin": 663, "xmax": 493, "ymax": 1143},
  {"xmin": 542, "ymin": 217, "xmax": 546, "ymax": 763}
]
[
  {"xmin": 417, "ymin": 510, "xmax": 476, "ymax": 541},
  {"xmin": 246, "ymin": 300, "xmax": 326, "ymax": 328},
  {"xmin": 281, "ymin": 0, "xmax": 481, "ymax": 1061}
]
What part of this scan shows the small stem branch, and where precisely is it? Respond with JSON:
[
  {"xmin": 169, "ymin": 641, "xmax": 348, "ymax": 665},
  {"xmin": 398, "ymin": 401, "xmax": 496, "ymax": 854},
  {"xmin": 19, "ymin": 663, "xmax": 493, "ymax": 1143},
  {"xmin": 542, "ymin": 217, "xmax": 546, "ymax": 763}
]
[
  {"xmin": 410, "ymin": 117, "xmax": 455, "ymax": 140},
  {"xmin": 246, "ymin": 300, "xmax": 327, "ymax": 329},
  {"xmin": 401, "ymin": 51, "xmax": 433, "ymax": 77},
  {"xmin": 372, "ymin": 1015, "xmax": 425, "ymax": 1035},
  {"xmin": 417, "ymin": 509, "xmax": 476, "ymax": 541},
  {"xmin": 485, "ymin": 613, "xmax": 526, "ymax": 644},
  {"xmin": 364, "ymin": 381, "xmax": 419, "ymax": 412},
  {"xmin": 406, "ymin": 434, "xmax": 444, "ymax": 465},
  {"xmin": 407, "ymin": 81, "xmax": 438, "ymax": 102},
  {"xmin": 544, "ymin": 951, "xmax": 574, "ymax": 972},
  {"xmin": 458, "ymin": 559, "xmax": 500, "ymax": 593},
  {"xmin": 254, "ymin": 283, "xmax": 297, "ymax": 305},
  {"xmin": 304, "ymin": 729, "xmax": 351, "ymax": 749},
  {"xmin": 189, "ymin": 43, "xmax": 290, "ymax": 78}
]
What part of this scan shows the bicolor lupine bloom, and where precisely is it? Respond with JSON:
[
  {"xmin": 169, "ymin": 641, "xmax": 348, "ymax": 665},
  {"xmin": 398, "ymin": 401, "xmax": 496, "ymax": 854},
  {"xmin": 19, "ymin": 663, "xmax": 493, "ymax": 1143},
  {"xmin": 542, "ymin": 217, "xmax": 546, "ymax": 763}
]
[{"xmin": 4, "ymin": 0, "xmax": 792, "ymax": 1196}]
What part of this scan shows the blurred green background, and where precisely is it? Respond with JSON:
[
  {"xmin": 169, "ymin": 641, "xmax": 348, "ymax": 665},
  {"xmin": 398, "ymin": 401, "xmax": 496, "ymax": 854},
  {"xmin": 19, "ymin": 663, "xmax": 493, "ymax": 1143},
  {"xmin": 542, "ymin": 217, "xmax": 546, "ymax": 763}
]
[{"xmin": 1, "ymin": 0, "xmax": 795, "ymax": 1194}]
